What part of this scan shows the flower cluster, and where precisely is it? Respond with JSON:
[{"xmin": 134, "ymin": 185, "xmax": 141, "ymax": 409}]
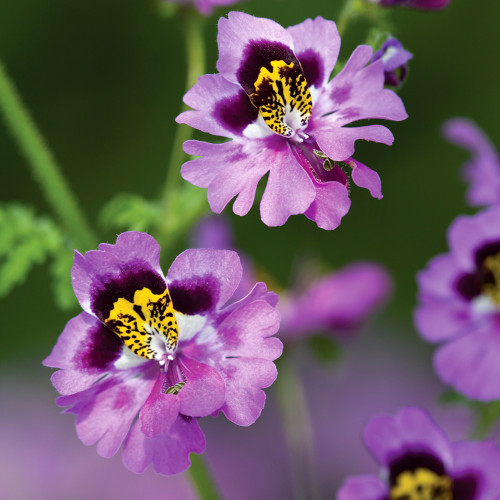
[
  {"xmin": 44, "ymin": 232, "xmax": 282, "ymax": 475},
  {"xmin": 177, "ymin": 12, "xmax": 407, "ymax": 230}
]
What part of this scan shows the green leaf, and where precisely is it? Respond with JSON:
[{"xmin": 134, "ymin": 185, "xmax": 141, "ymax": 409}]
[
  {"xmin": 50, "ymin": 248, "xmax": 77, "ymax": 310},
  {"xmin": 307, "ymin": 334, "xmax": 341, "ymax": 364},
  {"xmin": 99, "ymin": 193, "xmax": 161, "ymax": 232}
]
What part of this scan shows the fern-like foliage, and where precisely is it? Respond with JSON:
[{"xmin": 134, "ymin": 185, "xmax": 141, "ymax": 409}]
[{"xmin": 0, "ymin": 204, "xmax": 77, "ymax": 310}]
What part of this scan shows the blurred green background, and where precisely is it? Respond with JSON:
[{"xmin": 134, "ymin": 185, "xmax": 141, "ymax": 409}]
[{"xmin": 2, "ymin": 0, "xmax": 498, "ymax": 362}]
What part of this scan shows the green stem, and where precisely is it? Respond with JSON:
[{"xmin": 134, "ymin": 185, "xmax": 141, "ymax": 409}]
[
  {"xmin": 0, "ymin": 59, "xmax": 97, "ymax": 251},
  {"xmin": 337, "ymin": 0, "xmax": 360, "ymax": 37},
  {"xmin": 188, "ymin": 453, "xmax": 222, "ymax": 500},
  {"xmin": 274, "ymin": 350, "xmax": 321, "ymax": 500},
  {"xmin": 157, "ymin": 9, "xmax": 207, "ymax": 253}
]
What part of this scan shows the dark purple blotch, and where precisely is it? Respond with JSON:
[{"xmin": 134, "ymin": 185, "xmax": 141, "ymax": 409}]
[
  {"xmin": 169, "ymin": 275, "xmax": 220, "ymax": 315},
  {"xmin": 237, "ymin": 40, "xmax": 297, "ymax": 95},
  {"xmin": 214, "ymin": 90, "xmax": 259, "ymax": 135},
  {"xmin": 388, "ymin": 451, "xmax": 446, "ymax": 485},
  {"xmin": 91, "ymin": 261, "xmax": 166, "ymax": 321},
  {"xmin": 75, "ymin": 321, "xmax": 122, "ymax": 370},
  {"xmin": 297, "ymin": 50, "xmax": 324, "ymax": 88}
]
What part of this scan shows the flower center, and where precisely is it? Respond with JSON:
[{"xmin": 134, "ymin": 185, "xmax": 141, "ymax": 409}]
[
  {"xmin": 249, "ymin": 60, "xmax": 312, "ymax": 138},
  {"xmin": 390, "ymin": 468, "xmax": 453, "ymax": 500},
  {"xmin": 105, "ymin": 287, "xmax": 179, "ymax": 360},
  {"xmin": 481, "ymin": 251, "xmax": 500, "ymax": 305}
]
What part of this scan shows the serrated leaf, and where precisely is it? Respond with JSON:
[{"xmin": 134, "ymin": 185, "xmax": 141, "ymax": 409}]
[
  {"xmin": 50, "ymin": 248, "xmax": 78, "ymax": 310},
  {"xmin": 99, "ymin": 193, "xmax": 161, "ymax": 232}
]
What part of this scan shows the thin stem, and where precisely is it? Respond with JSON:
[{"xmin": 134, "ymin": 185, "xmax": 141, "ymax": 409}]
[
  {"xmin": 274, "ymin": 349, "xmax": 321, "ymax": 500},
  {"xmin": 0, "ymin": 59, "xmax": 97, "ymax": 250},
  {"xmin": 337, "ymin": 0, "xmax": 359, "ymax": 37},
  {"xmin": 188, "ymin": 453, "xmax": 222, "ymax": 500}
]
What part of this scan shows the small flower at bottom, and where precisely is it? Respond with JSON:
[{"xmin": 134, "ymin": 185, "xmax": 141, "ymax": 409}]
[
  {"xmin": 337, "ymin": 407, "xmax": 500, "ymax": 500},
  {"xmin": 43, "ymin": 231, "xmax": 282, "ymax": 475},
  {"xmin": 177, "ymin": 12, "xmax": 407, "ymax": 230},
  {"xmin": 414, "ymin": 206, "xmax": 500, "ymax": 401}
]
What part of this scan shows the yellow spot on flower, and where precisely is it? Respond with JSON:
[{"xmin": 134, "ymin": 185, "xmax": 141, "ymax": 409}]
[
  {"xmin": 390, "ymin": 468, "xmax": 453, "ymax": 500},
  {"xmin": 249, "ymin": 60, "xmax": 312, "ymax": 137},
  {"xmin": 105, "ymin": 287, "xmax": 179, "ymax": 360},
  {"xmin": 482, "ymin": 252, "xmax": 500, "ymax": 305}
]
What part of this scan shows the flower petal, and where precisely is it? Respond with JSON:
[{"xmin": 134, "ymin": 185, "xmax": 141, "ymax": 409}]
[
  {"xmin": 57, "ymin": 371, "xmax": 156, "ymax": 458},
  {"xmin": 350, "ymin": 159, "xmax": 383, "ymax": 199},
  {"xmin": 287, "ymin": 17, "xmax": 340, "ymax": 90},
  {"xmin": 304, "ymin": 179, "xmax": 351, "ymax": 230},
  {"xmin": 43, "ymin": 312, "xmax": 123, "ymax": 395},
  {"xmin": 122, "ymin": 416, "xmax": 206, "ymax": 476},
  {"xmin": 167, "ymin": 248, "xmax": 243, "ymax": 312},
  {"xmin": 337, "ymin": 475, "xmax": 388, "ymax": 500}
]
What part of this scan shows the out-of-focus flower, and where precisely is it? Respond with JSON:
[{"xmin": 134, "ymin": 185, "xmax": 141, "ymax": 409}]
[
  {"xmin": 192, "ymin": 215, "xmax": 393, "ymax": 341},
  {"xmin": 177, "ymin": 12, "xmax": 407, "ymax": 230},
  {"xmin": 337, "ymin": 407, "xmax": 500, "ymax": 500},
  {"xmin": 443, "ymin": 118, "xmax": 500, "ymax": 207},
  {"xmin": 372, "ymin": 37, "xmax": 412, "ymax": 88},
  {"xmin": 415, "ymin": 206, "xmax": 500, "ymax": 401},
  {"xmin": 279, "ymin": 262, "xmax": 393, "ymax": 341},
  {"xmin": 44, "ymin": 231, "xmax": 282, "ymax": 475},
  {"xmin": 370, "ymin": 0, "xmax": 451, "ymax": 9},
  {"xmin": 160, "ymin": 0, "xmax": 242, "ymax": 16}
]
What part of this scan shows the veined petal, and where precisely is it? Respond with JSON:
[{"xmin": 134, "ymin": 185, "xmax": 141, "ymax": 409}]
[
  {"xmin": 167, "ymin": 248, "xmax": 243, "ymax": 312},
  {"xmin": 260, "ymin": 141, "xmax": 316, "ymax": 226},
  {"xmin": 123, "ymin": 416, "xmax": 206, "ymax": 476},
  {"xmin": 43, "ymin": 312, "xmax": 122, "ymax": 395},
  {"xmin": 304, "ymin": 180, "xmax": 351, "ymax": 230},
  {"xmin": 287, "ymin": 17, "xmax": 340, "ymax": 91},
  {"xmin": 217, "ymin": 11, "xmax": 295, "ymax": 87},
  {"xmin": 57, "ymin": 371, "xmax": 156, "ymax": 458},
  {"xmin": 177, "ymin": 74, "xmax": 259, "ymax": 139}
]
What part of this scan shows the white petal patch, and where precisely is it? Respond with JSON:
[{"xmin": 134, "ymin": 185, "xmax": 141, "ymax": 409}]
[
  {"xmin": 243, "ymin": 115, "xmax": 275, "ymax": 139},
  {"xmin": 114, "ymin": 345, "xmax": 150, "ymax": 370},
  {"xmin": 176, "ymin": 313, "xmax": 215, "ymax": 344},
  {"xmin": 471, "ymin": 293, "xmax": 499, "ymax": 316}
]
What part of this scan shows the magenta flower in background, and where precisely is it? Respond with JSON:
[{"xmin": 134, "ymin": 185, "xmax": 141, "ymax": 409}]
[
  {"xmin": 370, "ymin": 0, "xmax": 451, "ymax": 9},
  {"xmin": 177, "ymin": 12, "xmax": 407, "ymax": 230},
  {"xmin": 161, "ymin": 0, "xmax": 242, "ymax": 16},
  {"xmin": 337, "ymin": 407, "xmax": 500, "ymax": 500},
  {"xmin": 279, "ymin": 262, "xmax": 393, "ymax": 341},
  {"xmin": 43, "ymin": 231, "xmax": 282, "ymax": 475},
  {"xmin": 443, "ymin": 118, "xmax": 500, "ymax": 207},
  {"xmin": 415, "ymin": 206, "xmax": 500, "ymax": 401},
  {"xmin": 372, "ymin": 37, "xmax": 412, "ymax": 88}
]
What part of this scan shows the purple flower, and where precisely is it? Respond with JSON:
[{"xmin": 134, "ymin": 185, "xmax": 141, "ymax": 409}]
[
  {"xmin": 415, "ymin": 206, "xmax": 500, "ymax": 401},
  {"xmin": 372, "ymin": 38, "xmax": 413, "ymax": 88},
  {"xmin": 443, "ymin": 118, "xmax": 500, "ymax": 207},
  {"xmin": 161, "ymin": 0, "xmax": 242, "ymax": 16},
  {"xmin": 337, "ymin": 407, "xmax": 500, "ymax": 500},
  {"xmin": 43, "ymin": 231, "xmax": 282, "ymax": 475},
  {"xmin": 177, "ymin": 12, "xmax": 407, "ymax": 230},
  {"xmin": 371, "ymin": 0, "xmax": 451, "ymax": 9},
  {"xmin": 279, "ymin": 262, "xmax": 393, "ymax": 341}
]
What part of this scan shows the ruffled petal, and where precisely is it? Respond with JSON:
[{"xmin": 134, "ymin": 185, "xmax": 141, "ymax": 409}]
[
  {"xmin": 337, "ymin": 475, "xmax": 388, "ymax": 500},
  {"xmin": 363, "ymin": 407, "xmax": 453, "ymax": 469},
  {"xmin": 315, "ymin": 123, "xmax": 394, "ymax": 162},
  {"xmin": 304, "ymin": 179, "xmax": 351, "ymax": 230},
  {"xmin": 177, "ymin": 74, "xmax": 258, "ymax": 139},
  {"xmin": 57, "ymin": 370, "xmax": 156, "ymax": 458},
  {"xmin": 287, "ymin": 17, "xmax": 340, "ymax": 90},
  {"xmin": 259, "ymin": 142, "xmax": 316, "ymax": 226},
  {"xmin": 435, "ymin": 318, "xmax": 500, "ymax": 401},
  {"xmin": 216, "ymin": 11, "xmax": 294, "ymax": 86},
  {"xmin": 43, "ymin": 312, "xmax": 123, "ymax": 395},
  {"xmin": 177, "ymin": 355, "xmax": 226, "ymax": 417},
  {"xmin": 350, "ymin": 159, "xmax": 383, "ymax": 199},
  {"xmin": 122, "ymin": 416, "xmax": 206, "ymax": 476},
  {"xmin": 181, "ymin": 139, "xmax": 270, "ymax": 217},
  {"xmin": 167, "ymin": 248, "xmax": 243, "ymax": 312}
]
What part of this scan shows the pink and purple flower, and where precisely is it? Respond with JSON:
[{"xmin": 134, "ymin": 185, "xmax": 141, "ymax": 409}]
[
  {"xmin": 415, "ymin": 206, "xmax": 500, "ymax": 401},
  {"xmin": 372, "ymin": 37, "xmax": 413, "ymax": 88},
  {"xmin": 177, "ymin": 12, "xmax": 407, "ymax": 230},
  {"xmin": 443, "ymin": 118, "xmax": 500, "ymax": 207},
  {"xmin": 337, "ymin": 407, "xmax": 500, "ymax": 500},
  {"xmin": 43, "ymin": 231, "xmax": 282, "ymax": 475}
]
